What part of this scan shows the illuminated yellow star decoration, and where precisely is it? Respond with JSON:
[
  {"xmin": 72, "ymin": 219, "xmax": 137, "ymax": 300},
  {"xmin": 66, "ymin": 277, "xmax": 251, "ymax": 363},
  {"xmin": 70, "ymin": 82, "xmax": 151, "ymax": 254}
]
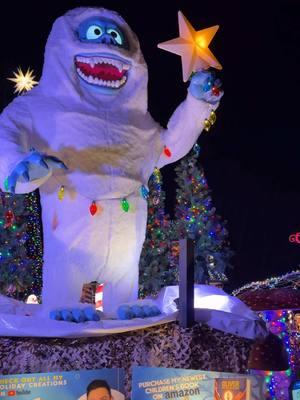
[
  {"xmin": 7, "ymin": 67, "xmax": 38, "ymax": 94},
  {"xmin": 158, "ymin": 11, "xmax": 222, "ymax": 82}
]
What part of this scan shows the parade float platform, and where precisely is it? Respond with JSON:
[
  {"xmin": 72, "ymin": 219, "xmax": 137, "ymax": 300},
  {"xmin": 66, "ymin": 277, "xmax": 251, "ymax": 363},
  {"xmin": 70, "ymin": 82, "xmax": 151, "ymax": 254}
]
[{"xmin": 0, "ymin": 321, "xmax": 253, "ymax": 399}]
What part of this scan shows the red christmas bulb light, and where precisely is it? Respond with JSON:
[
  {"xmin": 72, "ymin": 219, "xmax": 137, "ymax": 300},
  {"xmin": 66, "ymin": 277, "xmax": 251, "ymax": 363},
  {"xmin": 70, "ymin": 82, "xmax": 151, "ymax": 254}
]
[
  {"xmin": 89, "ymin": 201, "xmax": 98, "ymax": 216},
  {"xmin": 212, "ymin": 86, "xmax": 220, "ymax": 96},
  {"xmin": 163, "ymin": 146, "xmax": 172, "ymax": 158},
  {"xmin": 4, "ymin": 209, "xmax": 15, "ymax": 229}
]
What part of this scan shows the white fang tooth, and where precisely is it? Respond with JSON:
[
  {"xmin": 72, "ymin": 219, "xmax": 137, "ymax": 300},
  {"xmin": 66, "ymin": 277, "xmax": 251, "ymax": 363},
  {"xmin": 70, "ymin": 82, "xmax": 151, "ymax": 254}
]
[
  {"xmin": 123, "ymin": 63, "xmax": 130, "ymax": 71},
  {"xmin": 115, "ymin": 60, "xmax": 123, "ymax": 72}
]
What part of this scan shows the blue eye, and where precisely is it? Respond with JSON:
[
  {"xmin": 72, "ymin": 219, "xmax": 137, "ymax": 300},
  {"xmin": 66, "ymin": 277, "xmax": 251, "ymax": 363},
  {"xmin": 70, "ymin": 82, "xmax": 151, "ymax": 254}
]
[
  {"xmin": 107, "ymin": 28, "xmax": 123, "ymax": 45},
  {"xmin": 86, "ymin": 25, "xmax": 103, "ymax": 40}
]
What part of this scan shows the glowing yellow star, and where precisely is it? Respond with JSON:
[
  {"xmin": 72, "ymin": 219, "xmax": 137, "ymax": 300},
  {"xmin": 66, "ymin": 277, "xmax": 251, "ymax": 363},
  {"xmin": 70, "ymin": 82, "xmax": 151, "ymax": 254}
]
[
  {"xmin": 7, "ymin": 67, "xmax": 38, "ymax": 94},
  {"xmin": 158, "ymin": 11, "xmax": 222, "ymax": 82}
]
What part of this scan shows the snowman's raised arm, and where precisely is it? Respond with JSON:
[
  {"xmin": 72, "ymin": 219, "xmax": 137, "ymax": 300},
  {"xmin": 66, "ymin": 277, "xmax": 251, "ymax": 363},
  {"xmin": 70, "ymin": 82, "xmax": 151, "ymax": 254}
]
[
  {"xmin": 156, "ymin": 71, "xmax": 223, "ymax": 168},
  {"xmin": 156, "ymin": 90, "xmax": 220, "ymax": 169},
  {"xmin": 157, "ymin": 93, "xmax": 223, "ymax": 168}
]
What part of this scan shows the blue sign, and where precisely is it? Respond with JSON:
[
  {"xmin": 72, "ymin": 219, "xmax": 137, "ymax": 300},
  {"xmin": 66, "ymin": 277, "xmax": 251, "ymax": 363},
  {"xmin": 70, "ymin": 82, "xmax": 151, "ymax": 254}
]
[
  {"xmin": 132, "ymin": 366, "xmax": 266, "ymax": 400},
  {"xmin": 0, "ymin": 368, "xmax": 124, "ymax": 399}
]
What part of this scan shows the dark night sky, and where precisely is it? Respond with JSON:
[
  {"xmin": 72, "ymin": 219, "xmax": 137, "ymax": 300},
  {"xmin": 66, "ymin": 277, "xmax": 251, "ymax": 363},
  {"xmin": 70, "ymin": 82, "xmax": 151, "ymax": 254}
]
[{"xmin": 0, "ymin": 1, "xmax": 299, "ymax": 291}]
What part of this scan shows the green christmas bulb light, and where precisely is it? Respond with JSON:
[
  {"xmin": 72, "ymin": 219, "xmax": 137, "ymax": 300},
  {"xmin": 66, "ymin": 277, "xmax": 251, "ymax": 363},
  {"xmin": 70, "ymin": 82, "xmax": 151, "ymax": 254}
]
[
  {"xmin": 286, "ymin": 368, "xmax": 292, "ymax": 376},
  {"xmin": 121, "ymin": 198, "xmax": 130, "ymax": 212},
  {"xmin": 4, "ymin": 177, "xmax": 9, "ymax": 191}
]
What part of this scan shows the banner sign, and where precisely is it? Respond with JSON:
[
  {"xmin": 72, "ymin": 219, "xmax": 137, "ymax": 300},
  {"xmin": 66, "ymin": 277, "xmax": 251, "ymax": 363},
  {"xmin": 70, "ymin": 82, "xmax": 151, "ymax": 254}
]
[
  {"xmin": 0, "ymin": 368, "xmax": 124, "ymax": 399},
  {"xmin": 132, "ymin": 367, "xmax": 266, "ymax": 400}
]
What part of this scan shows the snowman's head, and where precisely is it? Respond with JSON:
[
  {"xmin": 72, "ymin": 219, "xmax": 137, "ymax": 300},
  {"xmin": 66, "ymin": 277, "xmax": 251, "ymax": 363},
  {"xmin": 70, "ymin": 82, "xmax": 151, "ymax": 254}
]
[{"xmin": 40, "ymin": 7, "xmax": 148, "ymax": 110}]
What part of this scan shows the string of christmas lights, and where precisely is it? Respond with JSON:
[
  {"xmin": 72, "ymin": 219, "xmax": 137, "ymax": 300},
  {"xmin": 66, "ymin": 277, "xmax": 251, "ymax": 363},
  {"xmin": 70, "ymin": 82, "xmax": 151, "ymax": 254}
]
[
  {"xmin": 253, "ymin": 309, "xmax": 300, "ymax": 400},
  {"xmin": 139, "ymin": 167, "xmax": 178, "ymax": 297},
  {"xmin": 0, "ymin": 190, "xmax": 43, "ymax": 300},
  {"xmin": 232, "ymin": 270, "xmax": 300, "ymax": 297},
  {"xmin": 23, "ymin": 191, "xmax": 43, "ymax": 299}
]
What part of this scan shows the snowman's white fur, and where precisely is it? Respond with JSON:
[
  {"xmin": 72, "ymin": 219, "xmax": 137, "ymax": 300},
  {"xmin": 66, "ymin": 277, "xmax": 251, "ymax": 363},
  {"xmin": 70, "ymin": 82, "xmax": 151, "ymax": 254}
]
[{"xmin": 0, "ymin": 8, "xmax": 218, "ymax": 314}]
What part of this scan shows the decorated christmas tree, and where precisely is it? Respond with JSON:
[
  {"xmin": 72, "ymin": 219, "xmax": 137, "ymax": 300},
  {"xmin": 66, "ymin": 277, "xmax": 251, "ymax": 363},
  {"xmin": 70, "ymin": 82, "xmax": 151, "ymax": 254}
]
[
  {"xmin": 139, "ymin": 168, "xmax": 178, "ymax": 297},
  {"xmin": 0, "ymin": 190, "xmax": 43, "ymax": 300},
  {"xmin": 174, "ymin": 144, "xmax": 233, "ymax": 285},
  {"xmin": 0, "ymin": 69, "xmax": 42, "ymax": 301}
]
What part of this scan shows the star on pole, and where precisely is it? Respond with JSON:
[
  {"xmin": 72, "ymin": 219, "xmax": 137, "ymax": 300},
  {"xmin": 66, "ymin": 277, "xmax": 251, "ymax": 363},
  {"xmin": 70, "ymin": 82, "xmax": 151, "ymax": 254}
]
[
  {"xmin": 158, "ymin": 11, "xmax": 222, "ymax": 82},
  {"xmin": 7, "ymin": 67, "xmax": 38, "ymax": 94}
]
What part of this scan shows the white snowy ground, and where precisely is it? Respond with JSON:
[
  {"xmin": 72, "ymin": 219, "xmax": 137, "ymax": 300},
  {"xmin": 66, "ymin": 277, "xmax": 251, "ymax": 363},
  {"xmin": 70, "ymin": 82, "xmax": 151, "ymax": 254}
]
[{"xmin": 0, "ymin": 285, "xmax": 267, "ymax": 339}]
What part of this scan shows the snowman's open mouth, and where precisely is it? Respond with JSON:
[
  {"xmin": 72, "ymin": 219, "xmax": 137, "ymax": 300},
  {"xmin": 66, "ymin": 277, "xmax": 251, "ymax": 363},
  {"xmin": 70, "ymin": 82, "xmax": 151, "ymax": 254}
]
[{"xmin": 75, "ymin": 55, "xmax": 130, "ymax": 89}]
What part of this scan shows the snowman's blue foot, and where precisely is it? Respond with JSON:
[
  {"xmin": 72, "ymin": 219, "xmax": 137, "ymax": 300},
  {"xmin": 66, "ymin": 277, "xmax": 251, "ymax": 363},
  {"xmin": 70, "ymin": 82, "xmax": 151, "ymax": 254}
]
[
  {"xmin": 143, "ymin": 305, "xmax": 161, "ymax": 317},
  {"xmin": 49, "ymin": 306, "xmax": 101, "ymax": 323},
  {"xmin": 49, "ymin": 310, "xmax": 63, "ymax": 321},
  {"xmin": 83, "ymin": 306, "xmax": 101, "ymax": 321},
  {"xmin": 117, "ymin": 305, "xmax": 134, "ymax": 320},
  {"xmin": 117, "ymin": 304, "xmax": 161, "ymax": 320}
]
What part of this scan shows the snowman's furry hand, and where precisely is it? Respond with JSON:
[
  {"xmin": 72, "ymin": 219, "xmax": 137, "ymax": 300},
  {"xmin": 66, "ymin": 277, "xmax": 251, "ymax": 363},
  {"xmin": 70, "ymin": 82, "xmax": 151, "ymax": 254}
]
[
  {"xmin": 6, "ymin": 150, "xmax": 67, "ymax": 193},
  {"xmin": 188, "ymin": 70, "xmax": 223, "ymax": 104}
]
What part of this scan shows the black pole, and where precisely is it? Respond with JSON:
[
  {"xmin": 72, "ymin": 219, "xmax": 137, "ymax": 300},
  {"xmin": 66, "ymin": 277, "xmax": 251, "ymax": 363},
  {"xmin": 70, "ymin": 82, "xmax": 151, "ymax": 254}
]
[{"xmin": 179, "ymin": 238, "xmax": 194, "ymax": 328}]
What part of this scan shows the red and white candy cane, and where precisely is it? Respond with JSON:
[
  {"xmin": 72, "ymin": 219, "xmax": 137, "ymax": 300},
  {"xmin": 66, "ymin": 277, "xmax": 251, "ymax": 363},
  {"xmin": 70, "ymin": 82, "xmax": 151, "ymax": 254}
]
[{"xmin": 95, "ymin": 283, "xmax": 104, "ymax": 311}]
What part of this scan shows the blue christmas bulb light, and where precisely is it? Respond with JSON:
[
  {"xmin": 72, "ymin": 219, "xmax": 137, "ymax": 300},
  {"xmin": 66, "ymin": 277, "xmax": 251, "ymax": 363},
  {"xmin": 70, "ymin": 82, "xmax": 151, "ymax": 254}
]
[
  {"xmin": 203, "ymin": 79, "xmax": 213, "ymax": 92},
  {"xmin": 193, "ymin": 143, "xmax": 201, "ymax": 156},
  {"xmin": 140, "ymin": 185, "xmax": 149, "ymax": 199}
]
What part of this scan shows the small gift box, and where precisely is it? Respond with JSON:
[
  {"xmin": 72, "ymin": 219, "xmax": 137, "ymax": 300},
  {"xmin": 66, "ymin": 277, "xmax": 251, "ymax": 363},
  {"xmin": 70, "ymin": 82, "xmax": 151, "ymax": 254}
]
[{"xmin": 80, "ymin": 281, "xmax": 104, "ymax": 311}]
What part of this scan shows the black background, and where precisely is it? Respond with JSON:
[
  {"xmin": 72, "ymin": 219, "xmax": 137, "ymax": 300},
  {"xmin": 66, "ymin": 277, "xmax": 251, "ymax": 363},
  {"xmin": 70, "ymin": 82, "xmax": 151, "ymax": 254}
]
[{"xmin": 0, "ymin": 0, "xmax": 299, "ymax": 290}]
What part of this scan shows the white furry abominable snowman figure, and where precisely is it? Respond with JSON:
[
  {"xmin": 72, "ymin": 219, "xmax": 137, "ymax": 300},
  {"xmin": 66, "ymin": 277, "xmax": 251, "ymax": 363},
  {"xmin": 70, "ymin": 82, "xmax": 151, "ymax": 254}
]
[{"xmin": 0, "ymin": 8, "xmax": 222, "ymax": 318}]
